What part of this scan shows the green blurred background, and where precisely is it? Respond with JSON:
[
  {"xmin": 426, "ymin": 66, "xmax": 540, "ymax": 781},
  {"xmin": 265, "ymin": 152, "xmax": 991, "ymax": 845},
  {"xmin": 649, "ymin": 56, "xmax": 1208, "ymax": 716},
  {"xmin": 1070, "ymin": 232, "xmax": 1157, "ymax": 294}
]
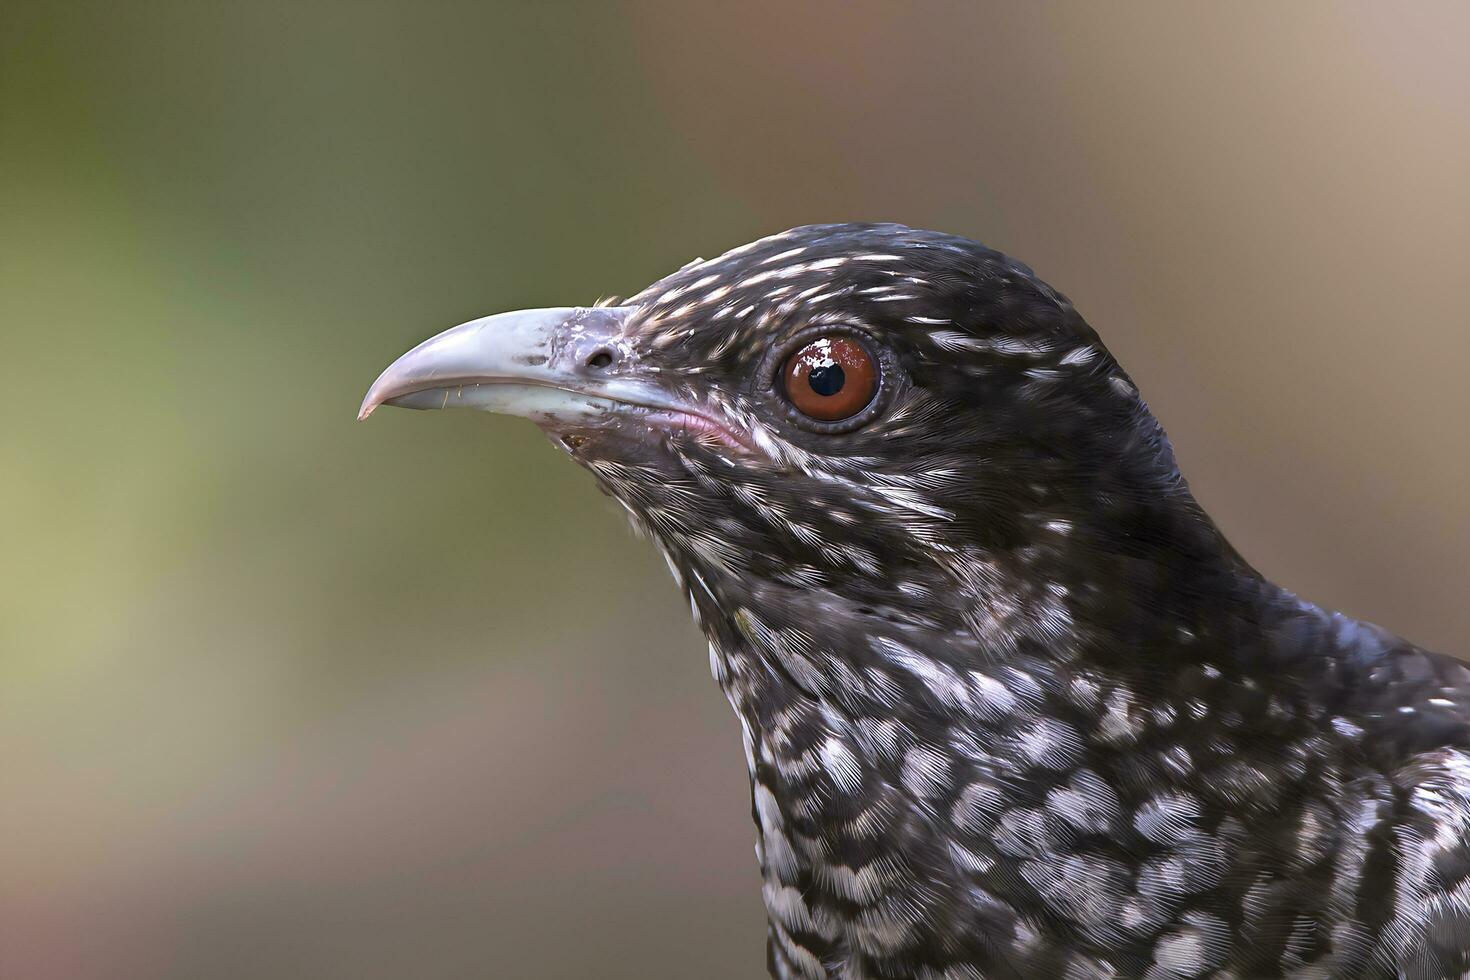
[{"xmin": 2, "ymin": 3, "xmax": 1466, "ymax": 977}]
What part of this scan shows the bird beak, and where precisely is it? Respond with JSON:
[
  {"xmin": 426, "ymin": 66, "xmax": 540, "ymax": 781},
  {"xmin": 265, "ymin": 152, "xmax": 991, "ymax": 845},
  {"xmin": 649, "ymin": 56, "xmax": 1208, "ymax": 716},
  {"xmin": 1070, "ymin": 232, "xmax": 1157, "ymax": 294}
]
[
  {"xmin": 361, "ymin": 305, "xmax": 755, "ymax": 451},
  {"xmin": 359, "ymin": 305, "xmax": 659, "ymax": 425}
]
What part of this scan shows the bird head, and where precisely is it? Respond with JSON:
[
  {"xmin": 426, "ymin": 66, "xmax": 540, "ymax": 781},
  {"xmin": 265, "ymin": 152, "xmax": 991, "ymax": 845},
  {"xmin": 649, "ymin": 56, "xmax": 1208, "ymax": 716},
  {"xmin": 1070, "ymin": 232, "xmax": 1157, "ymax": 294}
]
[{"xmin": 361, "ymin": 224, "xmax": 1235, "ymax": 651}]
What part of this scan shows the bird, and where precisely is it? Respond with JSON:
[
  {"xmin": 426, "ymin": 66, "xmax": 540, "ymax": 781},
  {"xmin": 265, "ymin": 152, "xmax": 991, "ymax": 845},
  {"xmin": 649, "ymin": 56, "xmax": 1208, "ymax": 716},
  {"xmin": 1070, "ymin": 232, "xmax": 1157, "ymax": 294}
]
[{"xmin": 360, "ymin": 223, "xmax": 1470, "ymax": 979}]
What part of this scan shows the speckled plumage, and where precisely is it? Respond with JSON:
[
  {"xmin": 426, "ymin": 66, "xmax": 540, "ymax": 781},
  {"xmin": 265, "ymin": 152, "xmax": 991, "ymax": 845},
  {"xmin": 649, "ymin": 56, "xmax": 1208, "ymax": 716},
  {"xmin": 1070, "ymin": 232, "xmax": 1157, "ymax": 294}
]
[{"xmin": 368, "ymin": 224, "xmax": 1470, "ymax": 978}]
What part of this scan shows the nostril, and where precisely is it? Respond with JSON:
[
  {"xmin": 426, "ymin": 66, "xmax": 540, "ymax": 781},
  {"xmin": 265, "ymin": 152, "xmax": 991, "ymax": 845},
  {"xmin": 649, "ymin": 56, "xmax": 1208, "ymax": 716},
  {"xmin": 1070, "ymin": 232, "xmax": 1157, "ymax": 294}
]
[{"xmin": 586, "ymin": 349, "xmax": 614, "ymax": 370}]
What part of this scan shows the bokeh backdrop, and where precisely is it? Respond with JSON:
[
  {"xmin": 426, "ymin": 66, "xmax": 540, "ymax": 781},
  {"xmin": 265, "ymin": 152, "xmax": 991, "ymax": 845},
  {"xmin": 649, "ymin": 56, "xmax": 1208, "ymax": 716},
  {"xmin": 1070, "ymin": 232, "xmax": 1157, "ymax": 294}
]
[{"xmin": 3, "ymin": 3, "xmax": 1467, "ymax": 978}]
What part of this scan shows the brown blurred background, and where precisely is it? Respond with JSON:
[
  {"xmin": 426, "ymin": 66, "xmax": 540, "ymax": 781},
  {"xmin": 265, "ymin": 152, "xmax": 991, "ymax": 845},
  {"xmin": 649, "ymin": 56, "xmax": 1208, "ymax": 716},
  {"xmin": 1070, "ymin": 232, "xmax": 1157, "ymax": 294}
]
[{"xmin": 2, "ymin": 3, "xmax": 1466, "ymax": 978}]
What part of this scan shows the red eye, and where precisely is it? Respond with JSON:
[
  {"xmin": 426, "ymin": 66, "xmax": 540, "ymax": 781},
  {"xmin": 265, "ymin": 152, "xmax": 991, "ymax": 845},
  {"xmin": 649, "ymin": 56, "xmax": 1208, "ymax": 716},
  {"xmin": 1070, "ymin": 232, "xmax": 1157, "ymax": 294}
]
[{"xmin": 781, "ymin": 336, "xmax": 878, "ymax": 422}]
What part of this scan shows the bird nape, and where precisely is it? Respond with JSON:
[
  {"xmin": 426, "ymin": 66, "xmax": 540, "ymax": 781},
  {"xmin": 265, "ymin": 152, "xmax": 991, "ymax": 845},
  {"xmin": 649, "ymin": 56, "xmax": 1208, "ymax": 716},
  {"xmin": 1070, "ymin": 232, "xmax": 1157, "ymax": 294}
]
[{"xmin": 360, "ymin": 224, "xmax": 1470, "ymax": 980}]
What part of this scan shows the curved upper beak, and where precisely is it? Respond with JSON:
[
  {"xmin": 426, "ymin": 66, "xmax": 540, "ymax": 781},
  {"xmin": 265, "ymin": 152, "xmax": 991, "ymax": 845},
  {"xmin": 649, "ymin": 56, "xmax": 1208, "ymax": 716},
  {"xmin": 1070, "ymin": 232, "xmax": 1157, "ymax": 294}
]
[{"xmin": 358, "ymin": 305, "xmax": 660, "ymax": 424}]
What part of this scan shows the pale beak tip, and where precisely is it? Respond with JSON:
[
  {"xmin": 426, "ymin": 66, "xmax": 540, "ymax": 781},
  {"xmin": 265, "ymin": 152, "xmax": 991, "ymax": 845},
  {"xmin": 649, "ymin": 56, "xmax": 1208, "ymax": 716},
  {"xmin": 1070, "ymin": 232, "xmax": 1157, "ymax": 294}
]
[{"xmin": 357, "ymin": 381, "xmax": 389, "ymax": 421}]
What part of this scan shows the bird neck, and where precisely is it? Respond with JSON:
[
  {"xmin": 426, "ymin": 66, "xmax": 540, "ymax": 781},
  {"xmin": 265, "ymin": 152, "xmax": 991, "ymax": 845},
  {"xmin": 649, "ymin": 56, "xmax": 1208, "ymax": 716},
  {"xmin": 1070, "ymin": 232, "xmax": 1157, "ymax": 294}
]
[{"xmin": 670, "ymin": 477, "xmax": 1303, "ymax": 728}]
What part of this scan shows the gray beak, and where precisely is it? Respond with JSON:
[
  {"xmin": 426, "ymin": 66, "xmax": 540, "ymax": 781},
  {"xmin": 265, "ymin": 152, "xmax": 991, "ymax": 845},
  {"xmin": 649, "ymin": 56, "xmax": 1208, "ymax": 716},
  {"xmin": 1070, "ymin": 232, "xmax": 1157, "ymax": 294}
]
[{"xmin": 358, "ymin": 305, "xmax": 676, "ymax": 425}]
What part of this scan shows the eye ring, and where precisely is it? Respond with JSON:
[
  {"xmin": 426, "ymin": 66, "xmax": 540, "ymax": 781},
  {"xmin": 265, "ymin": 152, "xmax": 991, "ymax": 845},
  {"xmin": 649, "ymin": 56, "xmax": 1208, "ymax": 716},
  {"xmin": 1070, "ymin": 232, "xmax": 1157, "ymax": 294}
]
[{"xmin": 763, "ymin": 325, "xmax": 894, "ymax": 434}]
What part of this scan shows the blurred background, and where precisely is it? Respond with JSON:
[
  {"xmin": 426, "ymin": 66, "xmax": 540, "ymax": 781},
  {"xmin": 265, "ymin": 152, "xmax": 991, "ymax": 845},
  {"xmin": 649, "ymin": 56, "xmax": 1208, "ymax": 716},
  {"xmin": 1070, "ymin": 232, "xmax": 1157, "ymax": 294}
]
[{"xmin": 2, "ymin": 2, "xmax": 1467, "ymax": 977}]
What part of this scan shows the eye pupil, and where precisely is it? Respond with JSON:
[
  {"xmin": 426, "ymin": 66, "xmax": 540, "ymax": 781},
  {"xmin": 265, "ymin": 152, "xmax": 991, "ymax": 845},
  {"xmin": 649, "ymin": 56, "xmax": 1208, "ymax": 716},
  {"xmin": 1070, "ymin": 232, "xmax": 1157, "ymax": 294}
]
[{"xmin": 807, "ymin": 363, "xmax": 845, "ymax": 396}]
